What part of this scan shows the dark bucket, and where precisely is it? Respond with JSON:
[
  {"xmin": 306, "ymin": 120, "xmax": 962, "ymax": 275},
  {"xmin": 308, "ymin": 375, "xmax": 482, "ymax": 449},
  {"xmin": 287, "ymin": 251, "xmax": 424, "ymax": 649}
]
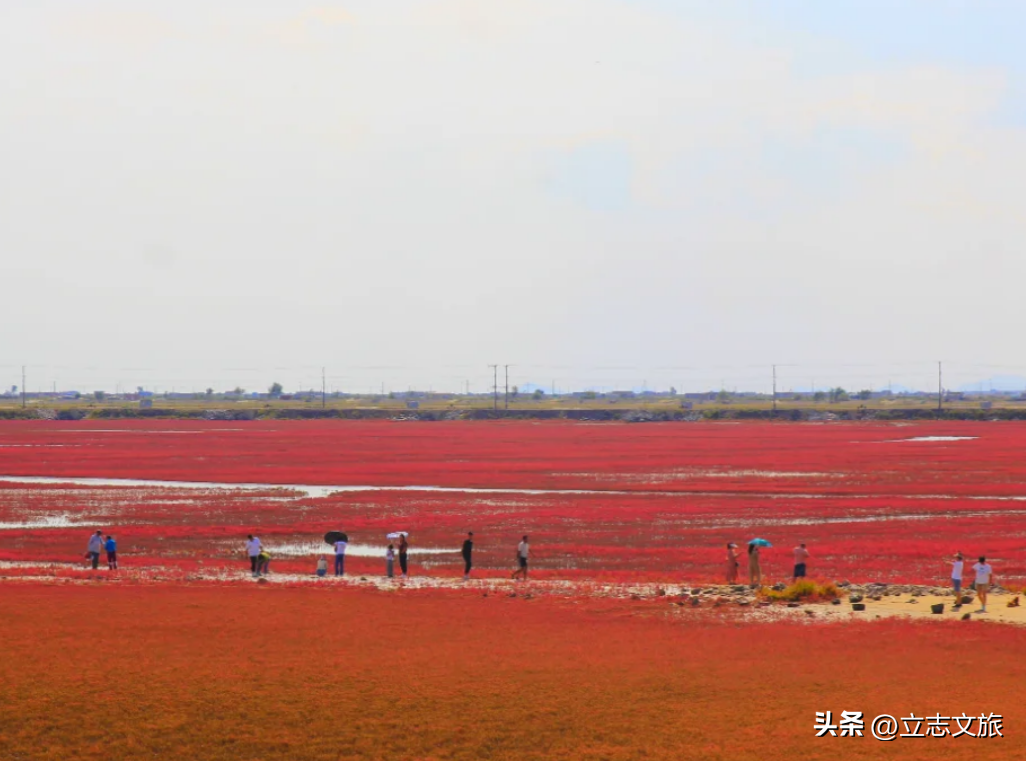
[
  {"xmin": 931, "ymin": 603, "xmax": 945, "ymax": 615},
  {"xmin": 851, "ymin": 603, "xmax": 866, "ymax": 611}
]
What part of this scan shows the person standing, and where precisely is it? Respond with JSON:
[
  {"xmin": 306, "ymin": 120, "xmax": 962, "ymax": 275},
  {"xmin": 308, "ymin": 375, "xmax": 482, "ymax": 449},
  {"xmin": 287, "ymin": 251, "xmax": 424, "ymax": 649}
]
[
  {"xmin": 87, "ymin": 530, "xmax": 104, "ymax": 570},
  {"xmin": 511, "ymin": 535, "xmax": 529, "ymax": 581},
  {"xmin": 792, "ymin": 543, "xmax": 810, "ymax": 583},
  {"xmin": 950, "ymin": 552, "xmax": 964, "ymax": 608},
  {"xmin": 386, "ymin": 544, "xmax": 395, "ymax": 578},
  {"xmin": 334, "ymin": 536, "xmax": 347, "ymax": 577},
  {"xmin": 245, "ymin": 535, "xmax": 262, "ymax": 577},
  {"xmin": 104, "ymin": 534, "xmax": 118, "ymax": 570},
  {"xmin": 972, "ymin": 556, "xmax": 995, "ymax": 614},
  {"xmin": 748, "ymin": 542, "xmax": 761, "ymax": 587},
  {"xmin": 398, "ymin": 534, "xmax": 409, "ymax": 578},
  {"xmin": 462, "ymin": 532, "xmax": 474, "ymax": 580},
  {"xmin": 725, "ymin": 543, "xmax": 740, "ymax": 583}
]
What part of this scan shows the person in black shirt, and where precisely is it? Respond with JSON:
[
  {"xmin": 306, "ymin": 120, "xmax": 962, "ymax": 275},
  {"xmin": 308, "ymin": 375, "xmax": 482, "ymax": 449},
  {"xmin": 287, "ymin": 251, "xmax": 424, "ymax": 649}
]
[{"xmin": 461, "ymin": 532, "xmax": 474, "ymax": 580}]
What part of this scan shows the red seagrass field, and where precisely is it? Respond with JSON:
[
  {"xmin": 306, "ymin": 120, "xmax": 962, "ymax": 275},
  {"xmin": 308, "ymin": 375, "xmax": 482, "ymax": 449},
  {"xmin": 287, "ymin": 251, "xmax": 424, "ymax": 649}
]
[
  {"xmin": 4, "ymin": 419, "xmax": 1026, "ymax": 760},
  {"xmin": 2, "ymin": 419, "xmax": 1026, "ymax": 583}
]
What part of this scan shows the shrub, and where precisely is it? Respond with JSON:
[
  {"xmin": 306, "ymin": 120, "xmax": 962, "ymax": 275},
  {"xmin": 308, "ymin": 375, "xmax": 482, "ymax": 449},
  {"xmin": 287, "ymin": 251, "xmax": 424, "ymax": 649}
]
[{"xmin": 761, "ymin": 580, "xmax": 839, "ymax": 602}]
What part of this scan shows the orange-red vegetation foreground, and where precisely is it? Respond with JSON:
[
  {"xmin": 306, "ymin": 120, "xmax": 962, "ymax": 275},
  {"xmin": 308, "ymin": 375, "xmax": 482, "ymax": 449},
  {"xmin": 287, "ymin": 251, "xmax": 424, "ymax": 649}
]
[{"xmin": 2, "ymin": 585, "xmax": 1025, "ymax": 760}]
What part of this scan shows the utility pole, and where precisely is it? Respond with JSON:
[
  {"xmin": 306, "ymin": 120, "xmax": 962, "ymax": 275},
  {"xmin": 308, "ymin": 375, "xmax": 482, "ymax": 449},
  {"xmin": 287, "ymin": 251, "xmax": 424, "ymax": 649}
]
[
  {"xmin": 772, "ymin": 364, "xmax": 777, "ymax": 413},
  {"xmin": 488, "ymin": 364, "xmax": 498, "ymax": 411},
  {"xmin": 937, "ymin": 361, "xmax": 943, "ymax": 412},
  {"xmin": 504, "ymin": 365, "xmax": 510, "ymax": 410},
  {"xmin": 321, "ymin": 367, "xmax": 326, "ymax": 409},
  {"xmin": 21, "ymin": 366, "xmax": 26, "ymax": 409}
]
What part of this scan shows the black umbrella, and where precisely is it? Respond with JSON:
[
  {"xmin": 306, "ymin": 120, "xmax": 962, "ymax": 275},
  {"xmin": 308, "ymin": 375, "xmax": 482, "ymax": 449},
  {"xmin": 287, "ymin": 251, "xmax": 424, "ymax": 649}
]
[{"xmin": 324, "ymin": 531, "xmax": 349, "ymax": 545}]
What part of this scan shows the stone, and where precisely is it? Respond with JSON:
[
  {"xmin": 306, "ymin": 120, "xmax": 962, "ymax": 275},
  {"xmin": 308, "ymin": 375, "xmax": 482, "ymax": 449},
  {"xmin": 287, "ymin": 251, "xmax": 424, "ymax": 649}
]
[
  {"xmin": 961, "ymin": 613, "xmax": 972, "ymax": 621},
  {"xmin": 849, "ymin": 594, "xmax": 864, "ymax": 604},
  {"xmin": 831, "ymin": 598, "xmax": 841, "ymax": 605}
]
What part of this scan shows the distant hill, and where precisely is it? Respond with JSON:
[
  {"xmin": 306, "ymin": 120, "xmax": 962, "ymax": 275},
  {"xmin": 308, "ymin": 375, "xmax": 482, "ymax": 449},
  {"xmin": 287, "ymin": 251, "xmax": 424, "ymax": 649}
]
[{"xmin": 957, "ymin": 375, "xmax": 1026, "ymax": 393}]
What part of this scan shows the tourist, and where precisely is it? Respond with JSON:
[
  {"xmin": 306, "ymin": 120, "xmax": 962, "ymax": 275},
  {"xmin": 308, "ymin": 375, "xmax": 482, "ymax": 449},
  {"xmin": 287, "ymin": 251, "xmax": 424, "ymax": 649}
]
[
  {"xmin": 950, "ymin": 552, "xmax": 964, "ymax": 607},
  {"xmin": 334, "ymin": 536, "xmax": 347, "ymax": 577},
  {"xmin": 792, "ymin": 543, "xmax": 810, "ymax": 583},
  {"xmin": 462, "ymin": 532, "xmax": 474, "ymax": 580},
  {"xmin": 748, "ymin": 542, "xmax": 761, "ymax": 587},
  {"xmin": 257, "ymin": 547, "xmax": 271, "ymax": 576},
  {"xmin": 316, "ymin": 555, "xmax": 328, "ymax": 578},
  {"xmin": 511, "ymin": 535, "xmax": 529, "ymax": 581},
  {"xmin": 386, "ymin": 544, "xmax": 395, "ymax": 578},
  {"xmin": 246, "ymin": 534, "xmax": 262, "ymax": 577},
  {"xmin": 87, "ymin": 530, "xmax": 104, "ymax": 570},
  {"xmin": 725, "ymin": 543, "xmax": 740, "ymax": 583},
  {"xmin": 973, "ymin": 556, "xmax": 995, "ymax": 614},
  {"xmin": 398, "ymin": 534, "xmax": 409, "ymax": 578},
  {"xmin": 105, "ymin": 534, "xmax": 118, "ymax": 570}
]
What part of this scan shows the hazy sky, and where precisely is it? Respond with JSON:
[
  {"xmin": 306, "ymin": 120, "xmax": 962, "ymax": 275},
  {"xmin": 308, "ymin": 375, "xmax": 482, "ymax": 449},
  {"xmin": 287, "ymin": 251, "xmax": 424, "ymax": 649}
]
[{"xmin": 4, "ymin": 1, "xmax": 1026, "ymax": 394}]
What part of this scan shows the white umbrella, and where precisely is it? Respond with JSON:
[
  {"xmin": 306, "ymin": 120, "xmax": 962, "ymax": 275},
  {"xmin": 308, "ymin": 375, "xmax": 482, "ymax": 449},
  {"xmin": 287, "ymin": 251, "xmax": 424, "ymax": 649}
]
[{"xmin": 386, "ymin": 531, "xmax": 408, "ymax": 540}]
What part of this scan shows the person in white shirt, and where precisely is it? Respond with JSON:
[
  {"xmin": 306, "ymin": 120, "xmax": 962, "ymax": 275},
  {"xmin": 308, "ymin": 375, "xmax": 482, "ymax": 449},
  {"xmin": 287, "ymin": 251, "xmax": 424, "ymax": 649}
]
[
  {"xmin": 949, "ymin": 553, "xmax": 964, "ymax": 607},
  {"xmin": 385, "ymin": 544, "xmax": 395, "ymax": 579},
  {"xmin": 792, "ymin": 543, "xmax": 810, "ymax": 583},
  {"xmin": 511, "ymin": 535, "xmax": 529, "ymax": 581},
  {"xmin": 972, "ymin": 556, "xmax": 995, "ymax": 613},
  {"xmin": 316, "ymin": 555, "xmax": 328, "ymax": 578},
  {"xmin": 86, "ymin": 530, "xmax": 104, "ymax": 570},
  {"xmin": 245, "ymin": 534, "xmax": 262, "ymax": 577},
  {"xmin": 334, "ymin": 539, "xmax": 347, "ymax": 577}
]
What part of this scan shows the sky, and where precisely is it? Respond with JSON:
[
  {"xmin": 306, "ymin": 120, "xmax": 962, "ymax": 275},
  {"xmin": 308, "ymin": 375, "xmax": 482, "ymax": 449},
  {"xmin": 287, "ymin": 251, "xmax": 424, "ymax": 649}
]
[{"xmin": 3, "ymin": 1, "xmax": 1026, "ymax": 395}]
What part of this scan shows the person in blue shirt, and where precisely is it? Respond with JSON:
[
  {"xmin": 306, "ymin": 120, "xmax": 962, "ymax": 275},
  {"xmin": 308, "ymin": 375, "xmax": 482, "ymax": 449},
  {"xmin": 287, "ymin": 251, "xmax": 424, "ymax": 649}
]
[{"xmin": 104, "ymin": 535, "xmax": 118, "ymax": 570}]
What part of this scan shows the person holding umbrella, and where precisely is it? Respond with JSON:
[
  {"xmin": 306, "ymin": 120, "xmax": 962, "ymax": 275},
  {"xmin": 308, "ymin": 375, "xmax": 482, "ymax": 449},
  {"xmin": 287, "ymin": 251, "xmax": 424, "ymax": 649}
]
[
  {"xmin": 398, "ymin": 533, "xmax": 409, "ymax": 578},
  {"xmin": 334, "ymin": 535, "xmax": 347, "ymax": 577},
  {"xmin": 386, "ymin": 532, "xmax": 409, "ymax": 577},
  {"xmin": 748, "ymin": 538, "xmax": 771, "ymax": 587}
]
